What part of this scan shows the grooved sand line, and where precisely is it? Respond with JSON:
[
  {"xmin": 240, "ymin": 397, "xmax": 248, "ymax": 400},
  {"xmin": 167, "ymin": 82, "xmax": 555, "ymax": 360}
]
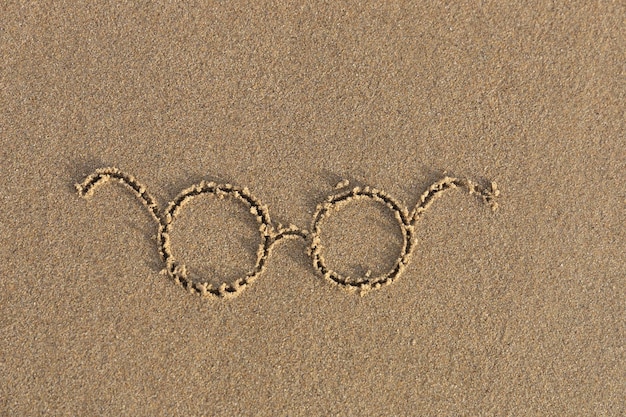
[{"xmin": 76, "ymin": 168, "xmax": 499, "ymax": 299}]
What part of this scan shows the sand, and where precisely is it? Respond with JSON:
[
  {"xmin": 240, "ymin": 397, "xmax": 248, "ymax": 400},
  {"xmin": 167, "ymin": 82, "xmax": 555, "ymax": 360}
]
[{"xmin": 1, "ymin": 2, "xmax": 624, "ymax": 416}]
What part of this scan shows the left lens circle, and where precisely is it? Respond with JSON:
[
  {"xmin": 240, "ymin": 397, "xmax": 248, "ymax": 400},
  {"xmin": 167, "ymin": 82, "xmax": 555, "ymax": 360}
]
[{"xmin": 159, "ymin": 182, "xmax": 273, "ymax": 298}]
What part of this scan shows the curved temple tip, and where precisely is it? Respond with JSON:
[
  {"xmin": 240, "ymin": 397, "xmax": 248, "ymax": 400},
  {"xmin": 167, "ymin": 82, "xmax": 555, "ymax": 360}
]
[
  {"xmin": 482, "ymin": 181, "xmax": 500, "ymax": 212},
  {"xmin": 75, "ymin": 168, "xmax": 113, "ymax": 198},
  {"xmin": 456, "ymin": 177, "xmax": 500, "ymax": 211},
  {"xmin": 75, "ymin": 179, "xmax": 94, "ymax": 198}
]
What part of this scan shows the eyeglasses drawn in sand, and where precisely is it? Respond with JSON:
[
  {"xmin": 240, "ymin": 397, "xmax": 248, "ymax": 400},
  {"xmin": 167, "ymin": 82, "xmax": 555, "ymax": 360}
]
[{"xmin": 76, "ymin": 167, "xmax": 499, "ymax": 299}]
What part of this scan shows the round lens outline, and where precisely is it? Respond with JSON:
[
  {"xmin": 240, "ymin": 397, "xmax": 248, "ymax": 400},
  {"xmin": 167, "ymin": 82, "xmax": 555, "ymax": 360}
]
[{"xmin": 309, "ymin": 187, "xmax": 414, "ymax": 293}]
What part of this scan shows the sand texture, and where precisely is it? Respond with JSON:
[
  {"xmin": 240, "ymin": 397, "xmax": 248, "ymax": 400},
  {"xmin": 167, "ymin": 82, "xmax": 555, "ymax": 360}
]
[{"xmin": 1, "ymin": 2, "xmax": 625, "ymax": 416}]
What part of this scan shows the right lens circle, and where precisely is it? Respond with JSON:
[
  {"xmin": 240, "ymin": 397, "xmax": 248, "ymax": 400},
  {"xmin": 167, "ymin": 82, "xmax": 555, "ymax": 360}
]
[{"xmin": 309, "ymin": 187, "xmax": 413, "ymax": 291}]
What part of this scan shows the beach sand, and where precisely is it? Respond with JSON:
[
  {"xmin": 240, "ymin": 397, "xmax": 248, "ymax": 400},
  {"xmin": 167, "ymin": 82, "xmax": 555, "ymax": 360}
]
[{"xmin": 1, "ymin": 2, "xmax": 624, "ymax": 415}]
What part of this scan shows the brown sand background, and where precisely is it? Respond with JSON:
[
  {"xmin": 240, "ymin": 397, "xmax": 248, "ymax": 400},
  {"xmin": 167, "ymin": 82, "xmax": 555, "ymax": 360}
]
[{"xmin": 1, "ymin": 2, "xmax": 625, "ymax": 415}]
